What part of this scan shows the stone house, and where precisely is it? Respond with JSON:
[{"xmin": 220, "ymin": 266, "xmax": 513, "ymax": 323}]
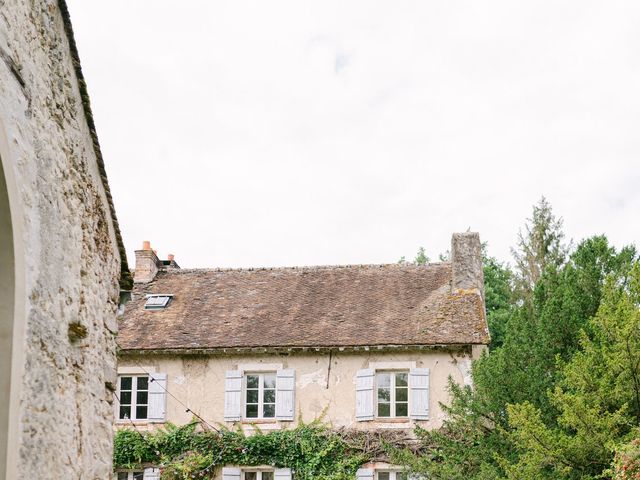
[
  {"xmin": 0, "ymin": 1, "xmax": 131, "ymax": 479},
  {"xmin": 116, "ymin": 233, "xmax": 489, "ymax": 480}
]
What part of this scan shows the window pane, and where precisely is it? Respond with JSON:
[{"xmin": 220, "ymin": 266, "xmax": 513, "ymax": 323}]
[
  {"xmin": 245, "ymin": 472, "xmax": 257, "ymax": 480},
  {"xmin": 117, "ymin": 472, "xmax": 128, "ymax": 480},
  {"xmin": 246, "ymin": 375, "xmax": 259, "ymax": 388},
  {"xmin": 263, "ymin": 389, "xmax": 275, "ymax": 403},
  {"xmin": 119, "ymin": 405, "xmax": 131, "ymax": 419},
  {"xmin": 136, "ymin": 406, "xmax": 148, "ymax": 419},
  {"xmin": 262, "ymin": 472, "xmax": 274, "ymax": 480},
  {"xmin": 377, "ymin": 373, "xmax": 391, "ymax": 388},
  {"xmin": 136, "ymin": 391, "xmax": 148, "ymax": 405},
  {"xmin": 120, "ymin": 377, "xmax": 132, "ymax": 390},
  {"xmin": 246, "ymin": 389, "xmax": 259, "ymax": 404},
  {"xmin": 396, "ymin": 387, "xmax": 408, "ymax": 402},
  {"xmin": 137, "ymin": 377, "xmax": 148, "ymax": 391},
  {"xmin": 396, "ymin": 403, "xmax": 408, "ymax": 417},
  {"xmin": 378, "ymin": 403, "xmax": 390, "ymax": 417},
  {"xmin": 120, "ymin": 391, "xmax": 132, "ymax": 405},
  {"xmin": 263, "ymin": 404, "xmax": 275, "ymax": 418},
  {"xmin": 378, "ymin": 473, "xmax": 390, "ymax": 480},
  {"xmin": 395, "ymin": 372, "xmax": 408, "ymax": 387},
  {"xmin": 377, "ymin": 387, "xmax": 390, "ymax": 402},
  {"xmin": 263, "ymin": 374, "xmax": 276, "ymax": 389},
  {"xmin": 246, "ymin": 404, "xmax": 258, "ymax": 418},
  {"xmin": 133, "ymin": 473, "xmax": 144, "ymax": 480}
]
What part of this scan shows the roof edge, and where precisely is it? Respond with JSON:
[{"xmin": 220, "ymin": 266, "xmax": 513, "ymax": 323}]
[
  {"xmin": 117, "ymin": 343, "xmax": 486, "ymax": 357},
  {"xmin": 57, "ymin": 0, "xmax": 133, "ymax": 290}
]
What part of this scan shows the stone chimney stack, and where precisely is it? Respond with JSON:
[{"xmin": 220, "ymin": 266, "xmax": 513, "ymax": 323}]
[
  {"xmin": 134, "ymin": 241, "xmax": 160, "ymax": 283},
  {"xmin": 451, "ymin": 232, "xmax": 484, "ymax": 298}
]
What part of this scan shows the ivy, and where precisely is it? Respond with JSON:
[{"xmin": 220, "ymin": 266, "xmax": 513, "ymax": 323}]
[{"xmin": 114, "ymin": 420, "xmax": 386, "ymax": 480}]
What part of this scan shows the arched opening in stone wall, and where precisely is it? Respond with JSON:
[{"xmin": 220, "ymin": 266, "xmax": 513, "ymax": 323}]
[{"xmin": 0, "ymin": 153, "xmax": 15, "ymax": 480}]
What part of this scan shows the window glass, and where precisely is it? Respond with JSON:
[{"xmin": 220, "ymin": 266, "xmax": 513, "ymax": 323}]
[
  {"xmin": 377, "ymin": 472, "xmax": 390, "ymax": 480},
  {"xmin": 245, "ymin": 373, "xmax": 277, "ymax": 419},
  {"xmin": 377, "ymin": 371, "xmax": 409, "ymax": 418},
  {"xmin": 133, "ymin": 473, "xmax": 144, "ymax": 480},
  {"xmin": 245, "ymin": 472, "xmax": 257, "ymax": 480},
  {"xmin": 262, "ymin": 472, "xmax": 274, "ymax": 480},
  {"xmin": 118, "ymin": 375, "xmax": 149, "ymax": 421}
]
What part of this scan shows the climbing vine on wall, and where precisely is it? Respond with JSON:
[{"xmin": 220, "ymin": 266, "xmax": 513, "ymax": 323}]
[{"xmin": 114, "ymin": 420, "xmax": 418, "ymax": 480}]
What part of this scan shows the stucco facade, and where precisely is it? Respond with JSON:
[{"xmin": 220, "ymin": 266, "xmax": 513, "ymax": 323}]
[
  {"xmin": 0, "ymin": 1, "xmax": 127, "ymax": 478},
  {"xmin": 117, "ymin": 347, "xmax": 482, "ymax": 433}
]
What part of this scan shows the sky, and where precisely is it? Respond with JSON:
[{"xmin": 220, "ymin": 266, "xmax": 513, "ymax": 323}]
[{"xmin": 66, "ymin": 1, "xmax": 640, "ymax": 269}]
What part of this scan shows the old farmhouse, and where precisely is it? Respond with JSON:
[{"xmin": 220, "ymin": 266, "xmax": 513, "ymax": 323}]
[{"xmin": 116, "ymin": 232, "xmax": 490, "ymax": 480}]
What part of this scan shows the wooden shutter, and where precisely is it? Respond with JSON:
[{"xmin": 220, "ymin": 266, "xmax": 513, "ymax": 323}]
[
  {"xmin": 355, "ymin": 369, "xmax": 375, "ymax": 421},
  {"xmin": 147, "ymin": 373, "xmax": 167, "ymax": 422},
  {"xmin": 143, "ymin": 467, "xmax": 161, "ymax": 479},
  {"xmin": 356, "ymin": 468, "xmax": 374, "ymax": 480},
  {"xmin": 222, "ymin": 467, "xmax": 241, "ymax": 480},
  {"xmin": 274, "ymin": 468, "xmax": 293, "ymax": 480},
  {"xmin": 275, "ymin": 369, "xmax": 295, "ymax": 421},
  {"xmin": 409, "ymin": 368, "xmax": 430, "ymax": 420},
  {"xmin": 224, "ymin": 370, "xmax": 242, "ymax": 421}
]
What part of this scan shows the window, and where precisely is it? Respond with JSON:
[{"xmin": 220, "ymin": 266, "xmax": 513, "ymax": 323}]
[
  {"xmin": 117, "ymin": 472, "xmax": 144, "ymax": 480},
  {"xmin": 376, "ymin": 471, "xmax": 407, "ymax": 480},
  {"xmin": 144, "ymin": 294, "xmax": 173, "ymax": 310},
  {"xmin": 245, "ymin": 373, "xmax": 276, "ymax": 419},
  {"xmin": 376, "ymin": 371, "xmax": 408, "ymax": 418},
  {"xmin": 242, "ymin": 470, "xmax": 274, "ymax": 480},
  {"xmin": 118, "ymin": 375, "xmax": 149, "ymax": 420}
]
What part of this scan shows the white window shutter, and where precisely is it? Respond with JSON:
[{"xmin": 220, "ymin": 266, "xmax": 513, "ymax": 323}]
[
  {"xmin": 224, "ymin": 370, "xmax": 242, "ymax": 421},
  {"xmin": 409, "ymin": 368, "xmax": 429, "ymax": 420},
  {"xmin": 355, "ymin": 369, "xmax": 375, "ymax": 421},
  {"xmin": 143, "ymin": 467, "xmax": 161, "ymax": 479},
  {"xmin": 222, "ymin": 467, "xmax": 241, "ymax": 480},
  {"xmin": 274, "ymin": 468, "xmax": 292, "ymax": 480},
  {"xmin": 147, "ymin": 373, "xmax": 167, "ymax": 422},
  {"xmin": 276, "ymin": 369, "xmax": 295, "ymax": 421},
  {"xmin": 356, "ymin": 468, "xmax": 374, "ymax": 480}
]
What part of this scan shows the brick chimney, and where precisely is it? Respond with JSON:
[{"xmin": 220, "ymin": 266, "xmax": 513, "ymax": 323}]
[
  {"xmin": 134, "ymin": 241, "xmax": 161, "ymax": 283},
  {"xmin": 451, "ymin": 232, "xmax": 484, "ymax": 298}
]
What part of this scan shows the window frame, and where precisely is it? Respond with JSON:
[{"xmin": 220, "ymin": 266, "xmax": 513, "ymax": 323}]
[
  {"xmin": 376, "ymin": 471, "xmax": 408, "ymax": 480},
  {"xmin": 241, "ymin": 469, "xmax": 274, "ymax": 480},
  {"xmin": 117, "ymin": 374, "xmax": 150, "ymax": 421},
  {"xmin": 243, "ymin": 372, "xmax": 277, "ymax": 420},
  {"xmin": 375, "ymin": 370, "xmax": 409, "ymax": 419},
  {"xmin": 116, "ymin": 471, "xmax": 144, "ymax": 480}
]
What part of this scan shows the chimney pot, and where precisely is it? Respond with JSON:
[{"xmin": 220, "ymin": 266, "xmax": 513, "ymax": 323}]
[{"xmin": 142, "ymin": 240, "xmax": 151, "ymax": 250}]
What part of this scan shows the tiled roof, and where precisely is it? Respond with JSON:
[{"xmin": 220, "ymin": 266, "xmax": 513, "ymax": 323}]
[{"xmin": 117, "ymin": 263, "xmax": 489, "ymax": 352}]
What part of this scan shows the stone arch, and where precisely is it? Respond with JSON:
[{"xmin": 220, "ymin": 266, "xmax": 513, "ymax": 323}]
[{"xmin": 0, "ymin": 119, "xmax": 25, "ymax": 480}]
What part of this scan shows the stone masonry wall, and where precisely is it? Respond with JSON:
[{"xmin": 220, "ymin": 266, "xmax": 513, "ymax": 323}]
[{"xmin": 0, "ymin": 1, "xmax": 121, "ymax": 478}]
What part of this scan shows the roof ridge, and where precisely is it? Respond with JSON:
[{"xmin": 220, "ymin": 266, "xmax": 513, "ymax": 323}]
[{"xmin": 157, "ymin": 262, "xmax": 452, "ymax": 274}]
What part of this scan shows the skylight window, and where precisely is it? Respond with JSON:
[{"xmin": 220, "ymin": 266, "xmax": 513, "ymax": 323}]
[{"xmin": 144, "ymin": 294, "xmax": 173, "ymax": 310}]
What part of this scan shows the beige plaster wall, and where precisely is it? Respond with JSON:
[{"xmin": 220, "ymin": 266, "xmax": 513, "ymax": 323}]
[
  {"xmin": 118, "ymin": 348, "xmax": 477, "ymax": 432},
  {"xmin": 0, "ymin": 1, "xmax": 122, "ymax": 478}
]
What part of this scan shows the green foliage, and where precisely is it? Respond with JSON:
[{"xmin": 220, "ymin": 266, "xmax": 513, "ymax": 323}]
[
  {"xmin": 611, "ymin": 438, "xmax": 640, "ymax": 479},
  {"xmin": 511, "ymin": 196, "xmax": 569, "ymax": 299},
  {"xmin": 390, "ymin": 199, "xmax": 638, "ymax": 480},
  {"xmin": 505, "ymin": 262, "xmax": 640, "ymax": 479},
  {"xmin": 114, "ymin": 421, "xmax": 366, "ymax": 480}
]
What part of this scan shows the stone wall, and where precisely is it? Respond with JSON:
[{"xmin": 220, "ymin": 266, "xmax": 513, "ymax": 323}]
[
  {"xmin": 0, "ymin": 1, "xmax": 122, "ymax": 478},
  {"xmin": 117, "ymin": 348, "xmax": 479, "ymax": 433}
]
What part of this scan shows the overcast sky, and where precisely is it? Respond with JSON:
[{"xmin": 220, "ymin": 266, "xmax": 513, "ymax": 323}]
[{"xmin": 66, "ymin": 1, "xmax": 640, "ymax": 269}]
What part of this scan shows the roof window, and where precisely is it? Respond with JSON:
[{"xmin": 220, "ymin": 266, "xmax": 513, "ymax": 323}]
[{"xmin": 144, "ymin": 294, "xmax": 173, "ymax": 310}]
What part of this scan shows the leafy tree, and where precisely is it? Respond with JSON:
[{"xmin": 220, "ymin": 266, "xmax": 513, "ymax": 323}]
[
  {"xmin": 511, "ymin": 197, "xmax": 569, "ymax": 300},
  {"xmin": 393, "ymin": 199, "xmax": 636, "ymax": 480},
  {"xmin": 505, "ymin": 261, "xmax": 640, "ymax": 479}
]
